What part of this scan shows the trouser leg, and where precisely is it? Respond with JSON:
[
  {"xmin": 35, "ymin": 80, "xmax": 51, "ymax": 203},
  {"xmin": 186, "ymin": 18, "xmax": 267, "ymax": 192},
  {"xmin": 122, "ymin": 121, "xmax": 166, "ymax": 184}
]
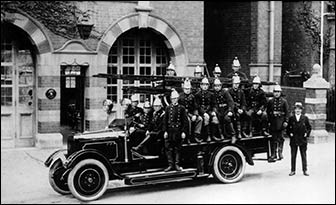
[
  {"xmin": 299, "ymin": 144, "xmax": 308, "ymax": 172},
  {"xmin": 290, "ymin": 145, "xmax": 298, "ymax": 172},
  {"xmin": 278, "ymin": 135, "xmax": 284, "ymax": 160}
]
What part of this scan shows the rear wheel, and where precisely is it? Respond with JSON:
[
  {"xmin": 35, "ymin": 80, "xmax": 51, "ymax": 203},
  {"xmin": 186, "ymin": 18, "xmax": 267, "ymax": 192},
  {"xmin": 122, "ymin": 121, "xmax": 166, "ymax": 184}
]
[
  {"xmin": 48, "ymin": 159, "xmax": 70, "ymax": 195},
  {"xmin": 212, "ymin": 146, "xmax": 246, "ymax": 183},
  {"xmin": 68, "ymin": 159, "xmax": 109, "ymax": 201}
]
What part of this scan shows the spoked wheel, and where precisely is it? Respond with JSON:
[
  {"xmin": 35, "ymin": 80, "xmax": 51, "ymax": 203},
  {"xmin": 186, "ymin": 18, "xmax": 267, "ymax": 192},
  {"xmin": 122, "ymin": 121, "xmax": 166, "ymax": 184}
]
[
  {"xmin": 68, "ymin": 159, "xmax": 109, "ymax": 201},
  {"xmin": 48, "ymin": 159, "xmax": 71, "ymax": 195},
  {"xmin": 212, "ymin": 146, "xmax": 246, "ymax": 183}
]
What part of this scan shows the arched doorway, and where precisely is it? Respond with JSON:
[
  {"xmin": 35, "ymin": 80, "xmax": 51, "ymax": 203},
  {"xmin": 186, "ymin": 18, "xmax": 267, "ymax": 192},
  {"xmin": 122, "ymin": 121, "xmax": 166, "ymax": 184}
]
[
  {"xmin": 1, "ymin": 23, "xmax": 36, "ymax": 147},
  {"xmin": 106, "ymin": 28, "xmax": 170, "ymax": 118}
]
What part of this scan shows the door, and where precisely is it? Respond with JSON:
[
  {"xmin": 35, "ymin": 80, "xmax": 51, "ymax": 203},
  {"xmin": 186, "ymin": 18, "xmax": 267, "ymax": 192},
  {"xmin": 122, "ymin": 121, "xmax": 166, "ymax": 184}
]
[
  {"xmin": 1, "ymin": 38, "xmax": 35, "ymax": 147},
  {"xmin": 60, "ymin": 65, "xmax": 86, "ymax": 133}
]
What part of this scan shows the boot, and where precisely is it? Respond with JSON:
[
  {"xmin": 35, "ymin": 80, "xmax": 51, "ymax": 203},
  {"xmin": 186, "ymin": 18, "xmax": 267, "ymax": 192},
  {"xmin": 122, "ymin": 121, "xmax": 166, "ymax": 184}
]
[
  {"xmin": 174, "ymin": 151, "xmax": 182, "ymax": 171},
  {"xmin": 278, "ymin": 140, "xmax": 284, "ymax": 160},
  {"xmin": 212, "ymin": 124, "xmax": 223, "ymax": 141},
  {"xmin": 164, "ymin": 149, "xmax": 174, "ymax": 172},
  {"xmin": 262, "ymin": 128, "xmax": 270, "ymax": 136},
  {"xmin": 236, "ymin": 121, "xmax": 242, "ymax": 139},
  {"xmin": 204, "ymin": 126, "xmax": 212, "ymax": 141},
  {"xmin": 194, "ymin": 133, "xmax": 203, "ymax": 143}
]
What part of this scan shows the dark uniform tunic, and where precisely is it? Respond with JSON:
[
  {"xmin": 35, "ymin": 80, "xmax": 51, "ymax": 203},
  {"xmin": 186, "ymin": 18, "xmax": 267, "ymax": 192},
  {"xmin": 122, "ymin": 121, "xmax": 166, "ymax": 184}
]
[
  {"xmin": 267, "ymin": 97, "xmax": 289, "ymax": 132},
  {"xmin": 229, "ymin": 88, "xmax": 247, "ymax": 115},
  {"xmin": 245, "ymin": 87, "xmax": 268, "ymax": 133},
  {"xmin": 146, "ymin": 108, "xmax": 165, "ymax": 154},
  {"xmin": 286, "ymin": 114, "xmax": 312, "ymax": 172},
  {"xmin": 179, "ymin": 92, "xmax": 202, "ymax": 136},
  {"xmin": 195, "ymin": 90, "xmax": 216, "ymax": 116},
  {"xmin": 125, "ymin": 106, "xmax": 144, "ymax": 128},
  {"xmin": 213, "ymin": 89, "xmax": 234, "ymax": 118}
]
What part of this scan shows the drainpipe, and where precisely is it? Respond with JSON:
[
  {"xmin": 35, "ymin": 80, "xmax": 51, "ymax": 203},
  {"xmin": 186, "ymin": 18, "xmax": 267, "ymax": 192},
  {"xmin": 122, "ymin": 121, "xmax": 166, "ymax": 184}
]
[
  {"xmin": 269, "ymin": 1, "xmax": 275, "ymax": 82},
  {"xmin": 320, "ymin": 1, "xmax": 324, "ymax": 77}
]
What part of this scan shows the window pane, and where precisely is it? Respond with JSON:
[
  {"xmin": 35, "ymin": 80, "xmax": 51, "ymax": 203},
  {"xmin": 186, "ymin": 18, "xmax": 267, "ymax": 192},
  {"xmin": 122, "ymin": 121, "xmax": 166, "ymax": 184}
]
[
  {"xmin": 1, "ymin": 87, "xmax": 12, "ymax": 106},
  {"xmin": 1, "ymin": 66, "xmax": 13, "ymax": 85}
]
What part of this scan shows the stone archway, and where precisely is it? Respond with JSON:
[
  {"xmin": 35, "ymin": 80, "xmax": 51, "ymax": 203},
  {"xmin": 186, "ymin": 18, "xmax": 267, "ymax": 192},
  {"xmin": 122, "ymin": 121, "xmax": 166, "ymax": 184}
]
[
  {"xmin": 97, "ymin": 13, "xmax": 187, "ymax": 72},
  {"xmin": 8, "ymin": 12, "xmax": 53, "ymax": 54}
]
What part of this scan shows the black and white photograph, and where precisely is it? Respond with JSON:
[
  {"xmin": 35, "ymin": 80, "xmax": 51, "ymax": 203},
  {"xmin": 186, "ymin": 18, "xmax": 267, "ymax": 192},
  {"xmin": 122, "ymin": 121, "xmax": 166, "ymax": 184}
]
[{"xmin": 1, "ymin": 1, "xmax": 335, "ymax": 204}]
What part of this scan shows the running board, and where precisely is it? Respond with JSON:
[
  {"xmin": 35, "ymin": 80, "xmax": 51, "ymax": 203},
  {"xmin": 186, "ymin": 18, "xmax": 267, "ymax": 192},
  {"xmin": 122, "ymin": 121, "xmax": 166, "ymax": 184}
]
[{"xmin": 124, "ymin": 168, "xmax": 198, "ymax": 185}]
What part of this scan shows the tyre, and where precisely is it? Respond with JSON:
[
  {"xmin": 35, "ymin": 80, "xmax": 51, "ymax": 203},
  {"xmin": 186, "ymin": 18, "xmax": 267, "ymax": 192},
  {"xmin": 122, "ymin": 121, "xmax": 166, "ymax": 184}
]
[
  {"xmin": 68, "ymin": 159, "xmax": 109, "ymax": 201},
  {"xmin": 48, "ymin": 159, "xmax": 71, "ymax": 195},
  {"xmin": 212, "ymin": 146, "xmax": 246, "ymax": 183}
]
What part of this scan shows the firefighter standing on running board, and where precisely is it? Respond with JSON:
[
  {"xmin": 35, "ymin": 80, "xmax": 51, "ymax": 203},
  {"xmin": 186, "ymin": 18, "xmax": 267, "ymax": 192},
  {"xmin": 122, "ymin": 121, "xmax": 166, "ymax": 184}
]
[
  {"xmin": 163, "ymin": 89, "xmax": 188, "ymax": 172},
  {"xmin": 266, "ymin": 84, "xmax": 289, "ymax": 162}
]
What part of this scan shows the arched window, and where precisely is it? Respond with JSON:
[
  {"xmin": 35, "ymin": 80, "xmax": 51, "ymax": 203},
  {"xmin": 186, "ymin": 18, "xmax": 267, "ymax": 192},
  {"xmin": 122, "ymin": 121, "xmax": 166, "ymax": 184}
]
[{"xmin": 107, "ymin": 28, "xmax": 170, "ymax": 115}]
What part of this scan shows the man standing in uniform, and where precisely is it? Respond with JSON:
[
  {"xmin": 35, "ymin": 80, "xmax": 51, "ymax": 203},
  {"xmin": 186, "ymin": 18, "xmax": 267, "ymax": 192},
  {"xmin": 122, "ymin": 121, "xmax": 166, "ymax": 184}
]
[
  {"xmin": 163, "ymin": 89, "xmax": 188, "ymax": 171},
  {"xmin": 286, "ymin": 102, "xmax": 311, "ymax": 176},
  {"xmin": 212, "ymin": 77, "xmax": 237, "ymax": 143},
  {"xmin": 179, "ymin": 78, "xmax": 203, "ymax": 143},
  {"xmin": 195, "ymin": 77, "xmax": 216, "ymax": 142},
  {"xmin": 228, "ymin": 74, "xmax": 248, "ymax": 139},
  {"xmin": 226, "ymin": 57, "xmax": 248, "ymax": 81},
  {"xmin": 267, "ymin": 84, "xmax": 289, "ymax": 162},
  {"xmin": 245, "ymin": 76, "xmax": 269, "ymax": 136}
]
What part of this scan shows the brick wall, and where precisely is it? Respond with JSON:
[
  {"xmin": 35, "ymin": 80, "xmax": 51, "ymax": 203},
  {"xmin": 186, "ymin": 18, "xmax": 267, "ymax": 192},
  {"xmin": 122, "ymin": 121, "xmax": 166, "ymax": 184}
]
[
  {"xmin": 281, "ymin": 86, "xmax": 306, "ymax": 114},
  {"xmin": 204, "ymin": 1, "xmax": 251, "ymax": 77}
]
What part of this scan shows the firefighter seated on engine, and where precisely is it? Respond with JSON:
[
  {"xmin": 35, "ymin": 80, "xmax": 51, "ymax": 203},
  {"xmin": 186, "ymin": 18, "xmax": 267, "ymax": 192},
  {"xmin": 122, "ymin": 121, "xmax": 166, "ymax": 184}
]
[
  {"xmin": 211, "ymin": 77, "xmax": 237, "ymax": 144},
  {"xmin": 131, "ymin": 100, "xmax": 161, "ymax": 155},
  {"xmin": 245, "ymin": 76, "xmax": 269, "ymax": 137},
  {"xmin": 127, "ymin": 95, "xmax": 146, "ymax": 147},
  {"xmin": 179, "ymin": 78, "xmax": 203, "ymax": 144},
  {"xmin": 195, "ymin": 77, "xmax": 216, "ymax": 142}
]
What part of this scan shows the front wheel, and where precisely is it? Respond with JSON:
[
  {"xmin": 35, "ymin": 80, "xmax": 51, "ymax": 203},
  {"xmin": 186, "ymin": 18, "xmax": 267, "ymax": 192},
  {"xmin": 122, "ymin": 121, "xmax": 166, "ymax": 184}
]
[
  {"xmin": 68, "ymin": 159, "xmax": 109, "ymax": 201},
  {"xmin": 49, "ymin": 159, "xmax": 70, "ymax": 195},
  {"xmin": 212, "ymin": 146, "xmax": 246, "ymax": 183}
]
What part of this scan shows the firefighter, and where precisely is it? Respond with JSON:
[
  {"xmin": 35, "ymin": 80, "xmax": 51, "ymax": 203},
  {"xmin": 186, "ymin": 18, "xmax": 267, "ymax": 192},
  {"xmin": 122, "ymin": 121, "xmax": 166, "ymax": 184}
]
[
  {"xmin": 179, "ymin": 78, "xmax": 203, "ymax": 143},
  {"xmin": 133, "ymin": 99, "xmax": 163, "ymax": 155},
  {"xmin": 163, "ymin": 89, "xmax": 188, "ymax": 171},
  {"xmin": 127, "ymin": 95, "xmax": 144, "ymax": 133},
  {"xmin": 195, "ymin": 77, "xmax": 216, "ymax": 142},
  {"xmin": 228, "ymin": 74, "xmax": 248, "ymax": 138},
  {"xmin": 226, "ymin": 57, "xmax": 248, "ymax": 81},
  {"xmin": 245, "ymin": 76, "xmax": 269, "ymax": 136},
  {"xmin": 129, "ymin": 100, "xmax": 152, "ymax": 149},
  {"xmin": 213, "ymin": 64, "xmax": 222, "ymax": 77},
  {"xmin": 166, "ymin": 61, "xmax": 177, "ymax": 76},
  {"xmin": 194, "ymin": 64, "xmax": 203, "ymax": 78},
  {"xmin": 266, "ymin": 84, "xmax": 289, "ymax": 162},
  {"xmin": 212, "ymin": 77, "xmax": 237, "ymax": 143}
]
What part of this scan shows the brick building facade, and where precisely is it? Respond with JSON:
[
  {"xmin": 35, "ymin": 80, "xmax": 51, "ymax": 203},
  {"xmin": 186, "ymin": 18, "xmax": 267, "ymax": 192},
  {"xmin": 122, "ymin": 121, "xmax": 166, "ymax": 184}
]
[{"xmin": 1, "ymin": 1, "xmax": 334, "ymax": 148}]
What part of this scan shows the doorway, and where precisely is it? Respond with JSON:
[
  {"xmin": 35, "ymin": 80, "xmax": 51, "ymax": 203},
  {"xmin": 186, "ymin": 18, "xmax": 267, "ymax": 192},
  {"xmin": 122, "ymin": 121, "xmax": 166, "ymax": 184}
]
[{"xmin": 60, "ymin": 64, "xmax": 86, "ymax": 136}]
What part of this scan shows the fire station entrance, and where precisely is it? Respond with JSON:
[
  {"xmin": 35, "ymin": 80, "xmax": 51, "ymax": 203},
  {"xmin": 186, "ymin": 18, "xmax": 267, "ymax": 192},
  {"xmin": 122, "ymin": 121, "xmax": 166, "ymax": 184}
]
[
  {"xmin": 60, "ymin": 64, "xmax": 87, "ymax": 134},
  {"xmin": 1, "ymin": 23, "xmax": 36, "ymax": 147}
]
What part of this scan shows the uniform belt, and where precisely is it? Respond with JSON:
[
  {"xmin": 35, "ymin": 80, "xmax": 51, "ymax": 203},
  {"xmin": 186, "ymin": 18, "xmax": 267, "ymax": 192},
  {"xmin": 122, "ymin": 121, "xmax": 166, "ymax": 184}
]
[
  {"xmin": 272, "ymin": 111, "xmax": 285, "ymax": 117},
  {"xmin": 168, "ymin": 124, "xmax": 181, "ymax": 128},
  {"xmin": 218, "ymin": 104, "xmax": 227, "ymax": 107}
]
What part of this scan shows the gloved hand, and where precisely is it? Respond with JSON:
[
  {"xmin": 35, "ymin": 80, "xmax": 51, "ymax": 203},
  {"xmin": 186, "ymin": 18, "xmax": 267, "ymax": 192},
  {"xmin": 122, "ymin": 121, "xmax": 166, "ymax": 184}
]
[
  {"xmin": 145, "ymin": 130, "xmax": 150, "ymax": 136},
  {"xmin": 257, "ymin": 110, "xmax": 262, "ymax": 115},
  {"xmin": 227, "ymin": 111, "xmax": 233, "ymax": 117},
  {"xmin": 191, "ymin": 115, "xmax": 197, "ymax": 122},
  {"xmin": 164, "ymin": 132, "xmax": 168, "ymax": 139},
  {"xmin": 283, "ymin": 122, "xmax": 288, "ymax": 128},
  {"xmin": 181, "ymin": 132, "xmax": 186, "ymax": 139},
  {"xmin": 238, "ymin": 109, "xmax": 243, "ymax": 114}
]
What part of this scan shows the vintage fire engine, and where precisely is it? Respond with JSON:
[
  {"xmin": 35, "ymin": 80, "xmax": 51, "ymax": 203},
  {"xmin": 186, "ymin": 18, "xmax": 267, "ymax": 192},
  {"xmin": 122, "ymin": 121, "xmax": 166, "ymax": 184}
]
[{"xmin": 45, "ymin": 73, "xmax": 277, "ymax": 201}]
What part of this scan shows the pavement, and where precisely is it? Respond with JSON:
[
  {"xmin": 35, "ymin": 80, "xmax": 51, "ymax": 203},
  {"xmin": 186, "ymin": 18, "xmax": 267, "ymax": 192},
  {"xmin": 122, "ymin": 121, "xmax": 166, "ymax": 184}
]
[{"xmin": 1, "ymin": 132, "xmax": 335, "ymax": 204}]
